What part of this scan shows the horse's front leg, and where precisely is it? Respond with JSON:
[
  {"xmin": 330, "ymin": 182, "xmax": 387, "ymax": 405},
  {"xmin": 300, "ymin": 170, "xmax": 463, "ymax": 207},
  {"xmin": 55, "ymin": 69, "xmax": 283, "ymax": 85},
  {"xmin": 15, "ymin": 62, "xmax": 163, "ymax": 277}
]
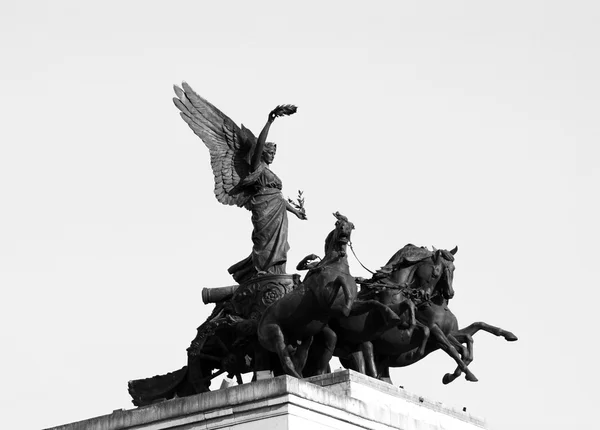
[
  {"xmin": 452, "ymin": 333, "xmax": 474, "ymax": 365},
  {"xmin": 385, "ymin": 299, "xmax": 416, "ymax": 331},
  {"xmin": 333, "ymin": 276, "xmax": 353, "ymax": 317},
  {"xmin": 440, "ymin": 321, "xmax": 515, "ymax": 384},
  {"xmin": 350, "ymin": 299, "xmax": 403, "ymax": 333},
  {"xmin": 429, "ymin": 325, "xmax": 478, "ymax": 382},
  {"xmin": 442, "ymin": 334, "xmax": 474, "ymax": 385},
  {"xmin": 457, "ymin": 321, "xmax": 518, "ymax": 342},
  {"xmin": 385, "ymin": 321, "xmax": 431, "ymax": 365},
  {"xmin": 399, "ymin": 299, "xmax": 416, "ymax": 330}
]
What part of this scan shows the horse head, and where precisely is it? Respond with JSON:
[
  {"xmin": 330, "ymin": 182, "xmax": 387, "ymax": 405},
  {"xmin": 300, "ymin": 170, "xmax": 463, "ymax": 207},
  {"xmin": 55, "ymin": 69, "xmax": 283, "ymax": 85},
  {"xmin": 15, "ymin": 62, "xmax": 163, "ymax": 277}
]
[
  {"xmin": 432, "ymin": 246, "xmax": 457, "ymax": 301},
  {"xmin": 324, "ymin": 212, "xmax": 355, "ymax": 256}
]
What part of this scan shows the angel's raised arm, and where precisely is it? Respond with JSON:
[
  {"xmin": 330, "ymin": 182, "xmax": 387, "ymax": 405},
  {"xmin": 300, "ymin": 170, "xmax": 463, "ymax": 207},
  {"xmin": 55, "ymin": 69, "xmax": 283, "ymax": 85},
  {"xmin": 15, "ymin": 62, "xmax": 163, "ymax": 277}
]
[
  {"xmin": 251, "ymin": 105, "xmax": 298, "ymax": 171},
  {"xmin": 251, "ymin": 113, "xmax": 275, "ymax": 171}
]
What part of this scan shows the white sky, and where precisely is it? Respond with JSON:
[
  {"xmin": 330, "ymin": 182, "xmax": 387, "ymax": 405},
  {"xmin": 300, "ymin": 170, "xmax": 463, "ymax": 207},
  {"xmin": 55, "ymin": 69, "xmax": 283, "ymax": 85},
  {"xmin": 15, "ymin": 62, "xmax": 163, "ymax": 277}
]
[{"xmin": 1, "ymin": 1, "xmax": 598, "ymax": 429}]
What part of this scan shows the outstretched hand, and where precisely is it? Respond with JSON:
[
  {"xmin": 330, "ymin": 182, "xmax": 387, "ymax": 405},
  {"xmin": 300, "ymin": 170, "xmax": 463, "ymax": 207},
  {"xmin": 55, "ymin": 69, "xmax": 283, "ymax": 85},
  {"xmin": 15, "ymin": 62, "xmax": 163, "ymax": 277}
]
[
  {"xmin": 296, "ymin": 210, "xmax": 307, "ymax": 220},
  {"xmin": 296, "ymin": 253, "xmax": 321, "ymax": 271},
  {"xmin": 269, "ymin": 105, "xmax": 297, "ymax": 123}
]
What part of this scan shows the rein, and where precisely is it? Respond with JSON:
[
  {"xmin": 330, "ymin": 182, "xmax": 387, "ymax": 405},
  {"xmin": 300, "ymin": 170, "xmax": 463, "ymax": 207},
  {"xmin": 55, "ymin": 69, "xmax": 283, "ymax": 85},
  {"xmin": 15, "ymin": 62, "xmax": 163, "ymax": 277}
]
[
  {"xmin": 348, "ymin": 241, "xmax": 376, "ymax": 275},
  {"xmin": 359, "ymin": 280, "xmax": 441, "ymax": 307},
  {"xmin": 308, "ymin": 257, "xmax": 353, "ymax": 277}
]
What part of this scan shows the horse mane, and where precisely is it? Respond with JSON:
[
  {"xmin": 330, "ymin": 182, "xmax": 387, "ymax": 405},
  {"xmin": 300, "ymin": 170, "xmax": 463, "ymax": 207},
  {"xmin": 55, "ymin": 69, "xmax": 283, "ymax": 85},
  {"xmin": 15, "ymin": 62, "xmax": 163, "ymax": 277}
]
[
  {"xmin": 377, "ymin": 245, "xmax": 457, "ymax": 277},
  {"xmin": 438, "ymin": 249, "xmax": 455, "ymax": 262},
  {"xmin": 376, "ymin": 244, "xmax": 431, "ymax": 276}
]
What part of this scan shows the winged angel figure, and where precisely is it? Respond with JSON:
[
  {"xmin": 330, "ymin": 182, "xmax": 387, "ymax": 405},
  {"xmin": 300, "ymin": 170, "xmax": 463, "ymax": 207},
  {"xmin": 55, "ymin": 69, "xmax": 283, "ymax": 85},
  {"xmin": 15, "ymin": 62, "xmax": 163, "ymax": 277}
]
[{"xmin": 173, "ymin": 83, "xmax": 306, "ymax": 284}]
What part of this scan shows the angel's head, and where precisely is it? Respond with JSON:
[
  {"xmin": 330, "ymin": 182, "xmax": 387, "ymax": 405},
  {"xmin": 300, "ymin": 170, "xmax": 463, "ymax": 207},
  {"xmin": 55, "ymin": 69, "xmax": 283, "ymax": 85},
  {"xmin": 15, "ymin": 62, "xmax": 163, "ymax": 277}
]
[{"xmin": 262, "ymin": 142, "xmax": 277, "ymax": 164}]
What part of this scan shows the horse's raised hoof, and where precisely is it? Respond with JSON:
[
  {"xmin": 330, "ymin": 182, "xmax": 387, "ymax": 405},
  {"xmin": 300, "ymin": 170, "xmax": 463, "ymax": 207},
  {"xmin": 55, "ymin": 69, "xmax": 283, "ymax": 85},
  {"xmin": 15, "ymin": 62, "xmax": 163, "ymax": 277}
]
[
  {"xmin": 465, "ymin": 373, "xmax": 478, "ymax": 382},
  {"xmin": 505, "ymin": 332, "xmax": 518, "ymax": 341},
  {"xmin": 442, "ymin": 374, "xmax": 453, "ymax": 385}
]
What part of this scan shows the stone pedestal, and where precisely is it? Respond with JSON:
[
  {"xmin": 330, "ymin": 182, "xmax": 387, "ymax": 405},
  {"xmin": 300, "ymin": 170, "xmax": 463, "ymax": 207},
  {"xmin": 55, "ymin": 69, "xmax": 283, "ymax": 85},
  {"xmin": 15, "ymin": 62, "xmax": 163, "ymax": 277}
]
[{"xmin": 46, "ymin": 370, "xmax": 485, "ymax": 430}]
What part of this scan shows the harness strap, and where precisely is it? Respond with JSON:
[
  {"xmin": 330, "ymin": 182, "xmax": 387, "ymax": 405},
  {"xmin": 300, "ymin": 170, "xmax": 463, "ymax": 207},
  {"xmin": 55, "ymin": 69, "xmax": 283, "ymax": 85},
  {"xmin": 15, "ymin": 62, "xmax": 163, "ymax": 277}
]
[{"xmin": 349, "ymin": 241, "xmax": 376, "ymax": 275}]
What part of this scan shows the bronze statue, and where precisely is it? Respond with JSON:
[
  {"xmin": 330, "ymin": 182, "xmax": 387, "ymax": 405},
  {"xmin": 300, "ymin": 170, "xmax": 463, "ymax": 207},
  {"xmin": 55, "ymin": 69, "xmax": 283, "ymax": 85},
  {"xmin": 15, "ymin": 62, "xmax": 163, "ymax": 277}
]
[
  {"xmin": 173, "ymin": 82, "xmax": 306, "ymax": 284},
  {"xmin": 127, "ymin": 85, "xmax": 519, "ymax": 405}
]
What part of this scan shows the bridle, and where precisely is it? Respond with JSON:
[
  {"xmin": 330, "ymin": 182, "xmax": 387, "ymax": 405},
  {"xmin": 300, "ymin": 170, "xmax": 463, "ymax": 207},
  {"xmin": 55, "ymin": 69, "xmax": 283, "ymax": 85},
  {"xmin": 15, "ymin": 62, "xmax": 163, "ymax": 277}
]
[{"xmin": 355, "ymin": 254, "xmax": 452, "ymax": 307}]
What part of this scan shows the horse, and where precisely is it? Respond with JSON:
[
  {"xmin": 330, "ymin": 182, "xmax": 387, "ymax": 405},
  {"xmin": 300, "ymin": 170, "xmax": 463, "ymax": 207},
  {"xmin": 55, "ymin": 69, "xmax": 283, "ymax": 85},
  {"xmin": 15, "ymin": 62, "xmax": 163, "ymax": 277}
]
[
  {"xmin": 322, "ymin": 245, "xmax": 457, "ymax": 378},
  {"xmin": 346, "ymin": 245, "xmax": 518, "ymax": 384},
  {"xmin": 257, "ymin": 212, "xmax": 359, "ymax": 378}
]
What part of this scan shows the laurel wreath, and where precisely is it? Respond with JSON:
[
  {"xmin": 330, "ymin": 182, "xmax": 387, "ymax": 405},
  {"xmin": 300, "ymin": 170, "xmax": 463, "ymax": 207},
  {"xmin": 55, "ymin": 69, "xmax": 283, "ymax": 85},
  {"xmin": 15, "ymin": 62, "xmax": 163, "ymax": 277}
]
[{"xmin": 271, "ymin": 104, "xmax": 297, "ymax": 118}]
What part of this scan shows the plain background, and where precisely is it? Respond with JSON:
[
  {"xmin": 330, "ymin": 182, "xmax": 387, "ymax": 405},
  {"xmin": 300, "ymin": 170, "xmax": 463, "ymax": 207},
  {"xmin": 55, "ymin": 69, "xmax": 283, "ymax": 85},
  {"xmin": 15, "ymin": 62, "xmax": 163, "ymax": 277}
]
[{"xmin": 1, "ymin": 1, "xmax": 598, "ymax": 429}]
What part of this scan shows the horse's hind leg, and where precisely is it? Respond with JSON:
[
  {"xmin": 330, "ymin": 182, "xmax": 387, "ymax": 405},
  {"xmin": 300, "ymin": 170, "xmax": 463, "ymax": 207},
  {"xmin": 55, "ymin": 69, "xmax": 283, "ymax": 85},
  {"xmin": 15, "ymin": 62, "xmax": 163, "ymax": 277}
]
[
  {"xmin": 315, "ymin": 326, "xmax": 337, "ymax": 375},
  {"xmin": 340, "ymin": 351, "xmax": 365, "ymax": 373},
  {"xmin": 377, "ymin": 359, "xmax": 392, "ymax": 384},
  {"xmin": 292, "ymin": 336, "xmax": 314, "ymax": 376},
  {"xmin": 430, "ymin": 325, "xmax": 478, "ymax": 382},
  {"xmin": 253, "ymin": 343, "xmax": 276, "ymax": 379},
  {"xmin": 458, "ymin": 322, "xmax": 518, "ymax": 342},
  {"xmin": 259, "ymin": 322, "xmax": 302, "ymax": 379},
  {"xmin": 361, "ymin": 341, "xmax": 377, "ymax": 378}
]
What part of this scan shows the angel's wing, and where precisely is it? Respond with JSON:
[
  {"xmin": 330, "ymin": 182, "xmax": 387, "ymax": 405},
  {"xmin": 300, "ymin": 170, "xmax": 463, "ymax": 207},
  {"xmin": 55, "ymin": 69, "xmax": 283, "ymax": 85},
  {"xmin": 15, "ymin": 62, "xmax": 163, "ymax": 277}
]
[{"xmin": 173, "ymin": 82, "xmax": 256, "ymax": 207}]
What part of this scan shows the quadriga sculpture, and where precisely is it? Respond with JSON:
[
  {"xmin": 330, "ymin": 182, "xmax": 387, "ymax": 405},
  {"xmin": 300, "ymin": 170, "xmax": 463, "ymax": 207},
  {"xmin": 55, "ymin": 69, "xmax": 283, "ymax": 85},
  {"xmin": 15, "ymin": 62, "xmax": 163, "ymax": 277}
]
[{"xmin": 128, "ymin": 85, "xmax": 519, "ymax": 406}]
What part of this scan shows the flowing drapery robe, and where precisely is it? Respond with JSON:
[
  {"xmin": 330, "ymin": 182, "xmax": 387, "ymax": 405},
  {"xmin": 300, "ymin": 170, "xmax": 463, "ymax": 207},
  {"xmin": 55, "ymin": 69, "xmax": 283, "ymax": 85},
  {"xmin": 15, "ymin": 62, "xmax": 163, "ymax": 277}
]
[{"xmin": 228, "ymin": 166, "xmax": 289, "ymax": 283}]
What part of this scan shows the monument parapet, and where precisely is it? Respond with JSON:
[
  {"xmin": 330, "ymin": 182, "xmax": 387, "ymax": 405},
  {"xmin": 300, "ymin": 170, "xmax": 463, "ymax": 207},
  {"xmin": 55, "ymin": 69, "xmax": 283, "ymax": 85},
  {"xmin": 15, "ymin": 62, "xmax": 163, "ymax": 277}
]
[{"xmin": 46, "ymin": 370, "xmax": 485, "ymax": 430}]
